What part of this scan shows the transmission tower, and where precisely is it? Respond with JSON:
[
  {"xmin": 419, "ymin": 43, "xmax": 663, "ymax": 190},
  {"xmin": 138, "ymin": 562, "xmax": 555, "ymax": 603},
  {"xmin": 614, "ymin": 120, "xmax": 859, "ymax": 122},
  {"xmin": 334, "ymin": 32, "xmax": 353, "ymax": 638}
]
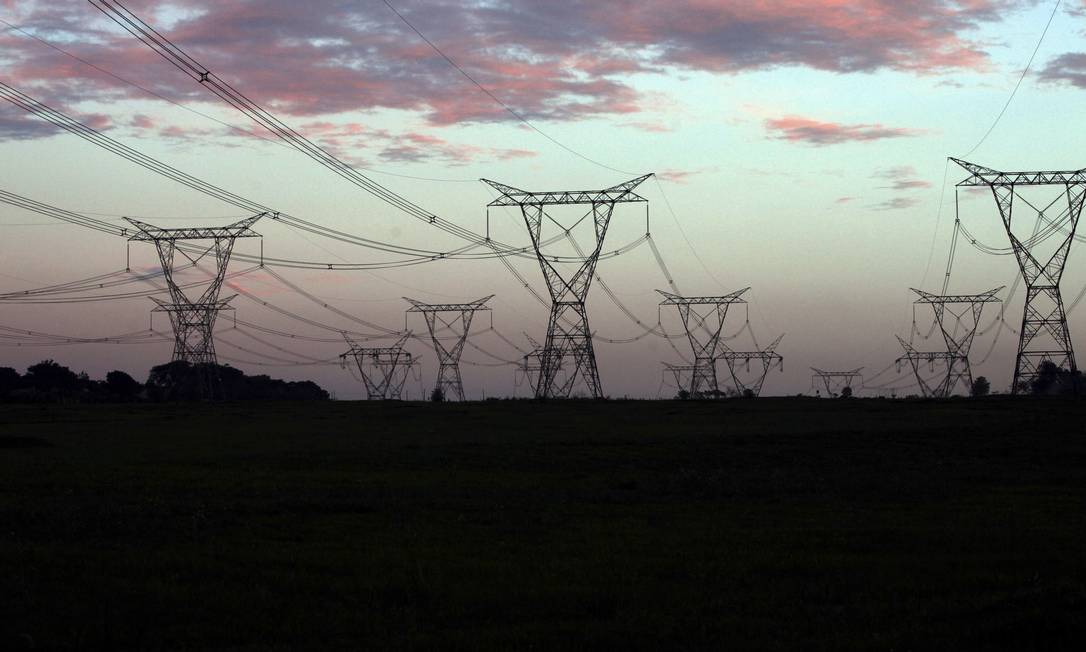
[
  {"xmin": 658, "ymin": 288, "xmax": 749, "ymax": 398},
  {"xmin": 951, "ymin": 159, "xmax": 1086, "ymax": 392},
  {"xmin": 515, "ymin": 333, "xmax": 553, "ymax": 395},
  {"xmin": 126, "ymin": 215, "xmax": 263, "ymax": 365},
  {"xmin": 896, "ymin": 287, "xmax": 1003, "ymax": 397},
  {"xmin": 810, "ymin": 368, "xmax": 863, "ymax": 397},
  {"xmin": 483, "ymin": 174, "xmax": 652, "ymax": 399},
  {"xmin": 719, "ymin": 334, "xmax": 784, "ymax": 397},
  {"xmin": 405, "ymin": 295, "xmax": 492, "ymax": 401},
  {"xmin": 340, "ymin": 332, "xmax": 416, "ymax": 400}
]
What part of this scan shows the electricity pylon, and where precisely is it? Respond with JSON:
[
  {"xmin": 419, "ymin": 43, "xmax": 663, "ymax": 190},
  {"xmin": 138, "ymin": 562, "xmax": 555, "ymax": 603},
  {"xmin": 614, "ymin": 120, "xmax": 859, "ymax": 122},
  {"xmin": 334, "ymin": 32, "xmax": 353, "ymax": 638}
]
[
  {"xmin": 515, "ymin": 333, "xmax": 553, "ymax": 396},
  {"xmin": 405, "ymin": 295, "xmax": 492, "ymax": 401},
  {"xmin": 126, "ymin": 214, "xmax": 263, "ymax": 365},
  {"xmin": 658, "ymin": 288, "xmax": 749, "ymax": 398},
  {"xmin": 951, "ymin": 159, "xmax": 1086, "ymax": 393},
  {"xmin": 341, "ymin": 332, "xmax": 416, "ymax": 400},
  {"xmin": 896, "ymin": 287, "xmax": 1003, "ymax": 397},
  {"xmin": 810, "ymin": 368, "xmax": 863, "ymax": 397},
  {"xmin": 662, "ymin": 363, "xmax": 700, "ymax": 397},
  {"xmin": 719, "ymin": 334, "xmax": 784, "ymax": 397},
  {"xmin": 483, "ymin": 174, "xmax": 652, "ymax": 398}
]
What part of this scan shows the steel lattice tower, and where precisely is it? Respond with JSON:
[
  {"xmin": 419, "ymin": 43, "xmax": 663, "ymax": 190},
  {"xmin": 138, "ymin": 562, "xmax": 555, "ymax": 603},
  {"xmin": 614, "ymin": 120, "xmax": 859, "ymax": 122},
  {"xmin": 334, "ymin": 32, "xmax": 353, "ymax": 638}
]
[
  {"xmin": 126, "ymin": 215, "xmax": 262, "ymax": 365},
  {"xmin": 515, "ymin": 333, "xmax": 553, "ymax": 395},
  {"xmin": 810, "ymin": 368, "xmax": 864, "ymax": 397},
  {"xmin": 895, "ymin": 288, "xmax": 1002, "ymax": 397},
  {"xmin": 952, "ymin": 159, "xmax": 1086, "ymax": 393},
  {"xmin": 483, "ymin": 175, "xmax": 652, "ymax": 399},
  {"xmin": 340, "ymin": 332, "xmax": 416, "ymax": 400},
  {"xmin": 405, "ymin": 295, "xmax": 492, "ymax": 401},
  {"xmin": 658, "ymin": 288, "xmax": 749, "ymax": 398},
  {"xmin": 719, "ymin": 334, "xmax": 784, "ymax": 397}
]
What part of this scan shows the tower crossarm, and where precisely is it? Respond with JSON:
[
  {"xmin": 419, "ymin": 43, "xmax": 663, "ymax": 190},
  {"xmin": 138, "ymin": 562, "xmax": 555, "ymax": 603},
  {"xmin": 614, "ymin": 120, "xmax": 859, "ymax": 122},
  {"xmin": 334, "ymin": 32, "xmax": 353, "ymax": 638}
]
[
  {"xmin": 810, "ymin": 367, "xmax": 864, "ymax": 377},
  {"xmin": 656, "ymin": 288, "xmax": 750, "ymax": 306},
  {"xmin": 910, "ymin": 287, "xmax": 1004, "ymax": 304},
  {"xmin": 125, "ymin": 214, "xmax": 264, "ymax": 241},
  {"xmin": 950, "ymin": 158, "xmax": 1086, "ymax": 187},
  {"xmin": 404, "ymin": 295, "xmax": 494, "ymax": 313},
  {"xmin": 482, "ymin": 175, "xmax": 653, "ymax": 207}
]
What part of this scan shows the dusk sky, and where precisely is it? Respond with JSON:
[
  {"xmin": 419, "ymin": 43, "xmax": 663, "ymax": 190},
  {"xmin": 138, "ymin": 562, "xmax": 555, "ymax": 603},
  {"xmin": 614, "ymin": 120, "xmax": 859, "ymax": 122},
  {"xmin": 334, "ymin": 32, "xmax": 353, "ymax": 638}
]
[{"xmin": 2, "ymin": 0, "xmax": 1085, "ymax": 398}]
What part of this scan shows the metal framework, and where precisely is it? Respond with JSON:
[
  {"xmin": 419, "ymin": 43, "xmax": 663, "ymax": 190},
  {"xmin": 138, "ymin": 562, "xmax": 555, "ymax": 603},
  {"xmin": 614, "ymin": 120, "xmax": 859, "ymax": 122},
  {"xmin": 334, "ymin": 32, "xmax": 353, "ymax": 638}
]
[
  {"xmin": 719, "ymin": 334, "xmax": 784, "ymax": 397},
  {"xmin": 405, "ymin": 295, "xmax": 492, "ymax": 401},
  {"xmin": 340, "ymin": 332, "xmax": 417, "ymax": 400},
  {"xmin": 483, "ymin": 174, "xmax": 652, "ymax": 398},
  {"xmin": 952, "ymin": 158, "xmax": 1086, "ymax": 392},
  {"xmin": 658, "ymin": 288, "xmax": 749, "ymax": 398},
  {"xmin": 896, "ymin": 287, "xmax": 1003, "ymax": 397},
  {"xmin": 126, "ymin": 214, "xmax": 262, "ymax": 365},
  {"xmin": 515, "ymin": 333, "xmax": 554, "ymax": 396},
  {"xmin": 810, "ymin": 368, "xmax": 864, "ymax": 397}
]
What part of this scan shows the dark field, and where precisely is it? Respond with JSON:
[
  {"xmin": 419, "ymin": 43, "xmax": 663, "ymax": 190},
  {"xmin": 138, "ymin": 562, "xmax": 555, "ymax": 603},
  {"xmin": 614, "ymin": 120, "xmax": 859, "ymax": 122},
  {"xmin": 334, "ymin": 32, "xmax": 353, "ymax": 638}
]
[{"xmin": 1, "ymin": 398, "xmax": 1085, "ymax": 650}]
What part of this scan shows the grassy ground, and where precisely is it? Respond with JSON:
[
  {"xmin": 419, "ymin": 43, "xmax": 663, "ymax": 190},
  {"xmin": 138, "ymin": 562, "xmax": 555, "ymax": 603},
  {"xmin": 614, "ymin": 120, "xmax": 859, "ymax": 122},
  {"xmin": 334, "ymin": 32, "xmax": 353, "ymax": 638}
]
[{"xmin": 1, "ymin": 397, "xmax": 1084, "ymax": 650}]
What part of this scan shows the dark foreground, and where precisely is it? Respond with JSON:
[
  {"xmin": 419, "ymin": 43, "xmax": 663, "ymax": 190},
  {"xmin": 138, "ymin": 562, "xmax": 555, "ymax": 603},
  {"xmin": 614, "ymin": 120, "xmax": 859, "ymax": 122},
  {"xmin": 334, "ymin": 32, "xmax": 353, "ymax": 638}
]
[{"xmin": 1, "ymin": 398, "xmax": 1084, "ymax": 650}]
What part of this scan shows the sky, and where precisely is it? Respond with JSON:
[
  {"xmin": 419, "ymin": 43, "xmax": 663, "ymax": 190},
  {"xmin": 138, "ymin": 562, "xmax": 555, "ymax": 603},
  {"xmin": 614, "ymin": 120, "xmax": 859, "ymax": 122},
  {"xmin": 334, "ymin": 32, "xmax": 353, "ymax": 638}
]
[{"xmin": 1, "ymin": 0, "xmax": 1085, "ymax": 399}]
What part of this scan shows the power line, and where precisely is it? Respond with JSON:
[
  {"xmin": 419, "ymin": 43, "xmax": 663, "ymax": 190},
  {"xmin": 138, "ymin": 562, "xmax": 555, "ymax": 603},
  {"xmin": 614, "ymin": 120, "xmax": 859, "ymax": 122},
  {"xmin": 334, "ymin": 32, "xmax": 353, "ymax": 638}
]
[
  {"xmin": 379, "ymin": 0, "xmax": 637, "ymax": 176},
  {"xmin": 960, "ymin": 0, "xmax": 1062, "ymax": 158}
]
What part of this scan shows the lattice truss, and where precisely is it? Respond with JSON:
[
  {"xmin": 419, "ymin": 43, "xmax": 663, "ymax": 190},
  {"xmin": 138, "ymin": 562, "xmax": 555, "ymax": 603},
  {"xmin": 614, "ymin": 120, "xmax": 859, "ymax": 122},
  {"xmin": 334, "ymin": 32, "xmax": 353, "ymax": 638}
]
[
  {"xmin": 340, "ymin": 332, "xmax": 417, "ymax": 400},
  {"xmin": 658, "ymin": 288, "xmax": 748, "ymax": 398},
  {"xmin": 896, "ymin": 287, "xmax": 1003, "ymax": 398},
  {"xmin": 126, "ymin": 214, "xmax": 263, "ymax": 365},
  {"xmin": 405, "ymin": 295, "xmax": 492, "ymax": 401},
  {"xmin": 810, "ymin": 368, "xmax": 864, "ymax": 397},
  {"xmin": 952, "ymin": 159, "xmax": 1086, "ymax": 393},
  {"xmin": 720, "ymin": 334, "xmax": 784, "ymax": 398},
  {"xmin": 514, "ymin": 333, "xmax": 562, "ymax": 395},
  {"xmin": 484, "ymin": 174, "xmax": 652, "ymax": 399}
]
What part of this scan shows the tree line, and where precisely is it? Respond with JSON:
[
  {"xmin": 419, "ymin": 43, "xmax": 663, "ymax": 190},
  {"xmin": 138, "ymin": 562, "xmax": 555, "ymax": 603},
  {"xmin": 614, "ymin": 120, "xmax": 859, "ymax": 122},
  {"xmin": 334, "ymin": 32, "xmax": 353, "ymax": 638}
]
[{"xmin": 0, "ymin": 359, "xmax": 329, "ymax": 402}]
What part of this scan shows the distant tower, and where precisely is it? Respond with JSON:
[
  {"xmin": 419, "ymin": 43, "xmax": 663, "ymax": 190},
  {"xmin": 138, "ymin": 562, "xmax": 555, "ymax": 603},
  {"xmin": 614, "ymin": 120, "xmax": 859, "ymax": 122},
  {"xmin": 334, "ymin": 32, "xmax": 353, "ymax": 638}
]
[
  {"xmin": 340, "ymin": 332, "xmax": 416, "ymax": 400},
  {"xmin": 405, "ymin": 296, "xmax": 492, "ymax": 401},
  {"xmin": 895, "ymin": 287, "xmax": 1002, "ymax": 397},
  {"xmin": 658, "ymin": 288, "xmax": 749, "ymax": 398},
  {"xmin": 719, "ymin": 334, "xmax": 785, "ymax": 397},
  {"xmin": 483, "ymin": 175, "xmax": 652, "ymax": 398},
  {"xmin": 810, "ymin": 368, "xmax": 864, "ymax": 397}
]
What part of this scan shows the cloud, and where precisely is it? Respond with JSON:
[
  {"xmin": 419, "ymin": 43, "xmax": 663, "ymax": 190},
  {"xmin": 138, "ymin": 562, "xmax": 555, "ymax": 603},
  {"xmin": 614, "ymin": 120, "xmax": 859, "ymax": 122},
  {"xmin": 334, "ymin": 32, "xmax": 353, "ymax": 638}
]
[
  {"xmin": 1038, "ymin": 52, "xmax": 1086, "ymax": 89},
  {"xmin": 874, "ymin": 166, "xmax": 934, "ymax": 191},
  {"xmin": 873, "ymin": 197, "xmax": 922, "ymax": 211},
  {"xmin": 657, "ymin": 167, "xmax": 715, "ymax": 184},
  {"xmin": 0, "ymin": 0, "xmax": 1037, "ymax": 140},
  {"xmin": 765, "ymin": 116, "xmax": 926, "ymax": 145}
]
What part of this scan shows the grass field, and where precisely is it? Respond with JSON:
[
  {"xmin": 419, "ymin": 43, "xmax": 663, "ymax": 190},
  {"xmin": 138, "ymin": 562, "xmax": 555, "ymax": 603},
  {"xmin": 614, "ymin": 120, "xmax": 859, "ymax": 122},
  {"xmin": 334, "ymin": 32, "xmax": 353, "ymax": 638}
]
[{"xmin": 1, "ymin": 397, "xmax": 1085, "ymax": 650}]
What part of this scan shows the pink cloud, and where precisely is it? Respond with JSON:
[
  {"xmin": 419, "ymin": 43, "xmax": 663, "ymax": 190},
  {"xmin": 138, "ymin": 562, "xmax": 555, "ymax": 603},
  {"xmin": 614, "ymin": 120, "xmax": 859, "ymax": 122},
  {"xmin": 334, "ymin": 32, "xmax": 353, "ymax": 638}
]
[
  {"xmin": 765, "ymin": 116, "xmax": 925, "ymax": 145},
  {"xmin": 129, "ymin": 113, "xmax": 155, "ymax": 129},
  {"xmin": 874, "ymin": 166, "xmax": 934, "ymax": 191},
  {"xmin": 657, "ymin": 167, "xmax": 715, "ymax": 184},
  {"xmin": 0, "ymin": 0, "xmax": 1034, "ymax": 139}
]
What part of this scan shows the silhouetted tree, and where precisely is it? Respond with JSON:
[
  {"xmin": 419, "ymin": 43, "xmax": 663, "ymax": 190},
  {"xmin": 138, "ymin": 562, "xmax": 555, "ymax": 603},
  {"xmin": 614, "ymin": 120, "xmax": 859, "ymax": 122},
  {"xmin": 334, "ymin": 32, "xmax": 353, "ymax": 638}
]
[
  {"xmin": 430, "ymin": 387, "xmax": 445, "ymax": 402},
  {"xmin": 106, "ymin": 370, "xmax": 143, "ymax": 400},
  {"xmin": 0, "ymin": 366, "xmax": 21, "ymax": 398},
  {"xmin": 24, "ymin": 360, "xmax": 80, "ymax": 399},
  {"xmin": 676, "ymin": 389, "xmax": 691, "ymax": 401},
  {"xmin": 840, "ymin": 386, "xmax": 853, "ymax": 399},
  {"xmin": 146, "ymin": 360, "xmax": 329, "ymax": 401},
  {"xmin": 741, "ymin": 388, "xmax": 756, "ymax": 399},
  {"xmin": 1031, "ymin": 361, "xmax": 1085, "ymax": 396},
  {"xmin": 970, "ymin": 376, "xmax": 990, "ymax": 397}
]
